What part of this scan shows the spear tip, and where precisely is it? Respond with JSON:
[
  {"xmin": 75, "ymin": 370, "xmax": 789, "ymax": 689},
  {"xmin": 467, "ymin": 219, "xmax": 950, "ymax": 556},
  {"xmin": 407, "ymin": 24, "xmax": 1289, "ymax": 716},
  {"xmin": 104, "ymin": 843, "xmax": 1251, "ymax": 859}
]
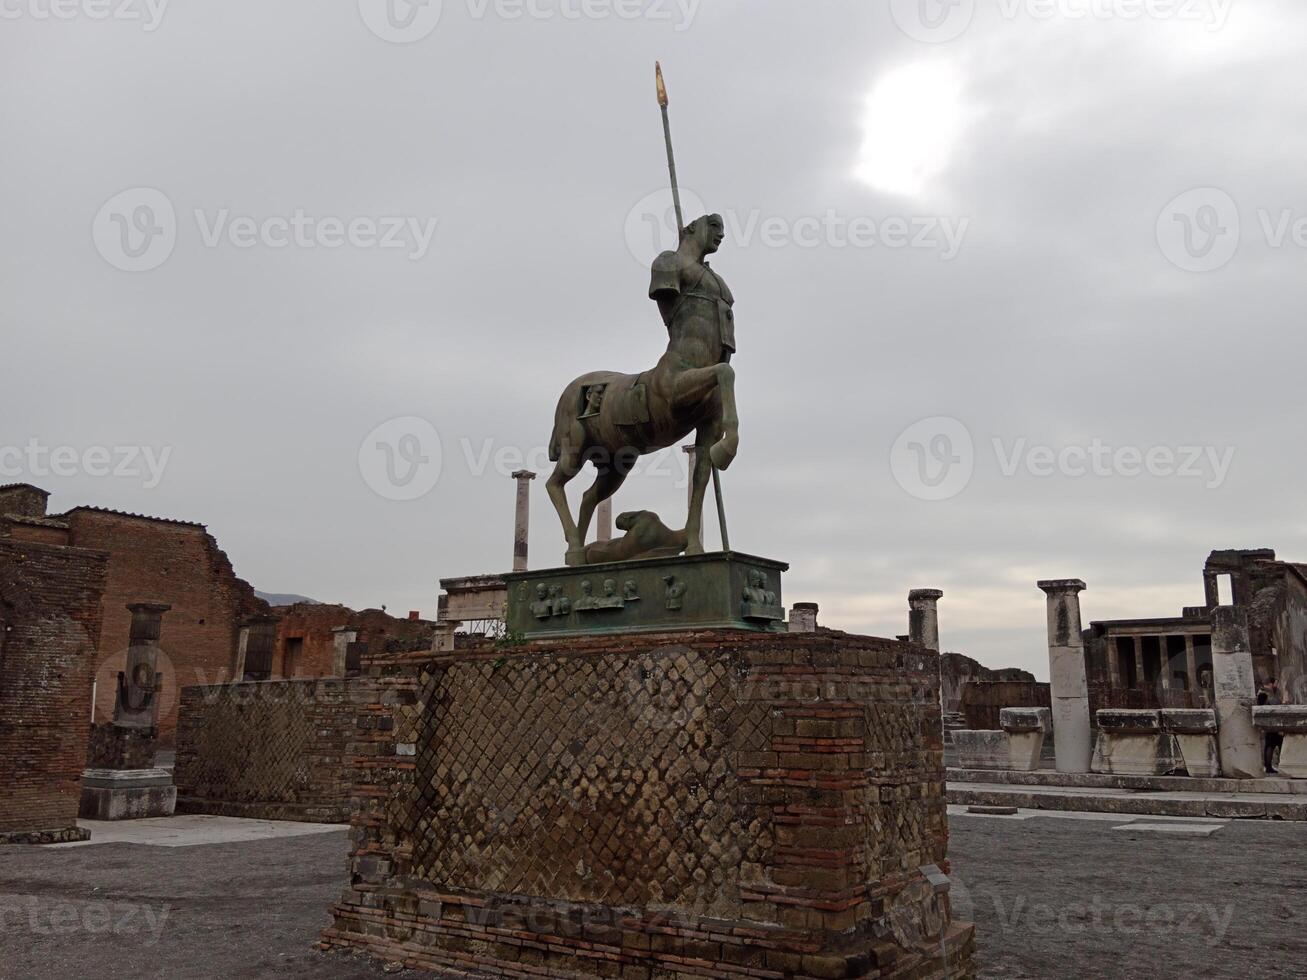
[{"xmin": 656, "ymin": 61, "xmax": 668, "ymax": 108}]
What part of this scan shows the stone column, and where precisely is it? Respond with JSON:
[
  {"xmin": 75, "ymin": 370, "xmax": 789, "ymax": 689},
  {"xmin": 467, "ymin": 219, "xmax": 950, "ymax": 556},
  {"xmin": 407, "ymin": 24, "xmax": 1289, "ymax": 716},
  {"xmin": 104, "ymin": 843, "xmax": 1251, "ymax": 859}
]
[
  {"xmin": 788, "ymin": 602, "xmax": 819, "ymax": 634},
  {"xmin": 331, "ymin": 626, "xmax": 359, "ymax": 676},
  {"xmin": 511, "ymin": 470, "xmax": 536, "ymax": 572},
  {"xmin": 1038, "ymin": 580, "xmax": 1092, "ymax": 773},
  {"xmin": 234, "ymin": 624, "xmax": 251, "ymax": 680},
  {"xmin": 116, "ymin": 602, "xmax": 171, "ymax": 729},
  {"xmin": 1211, "ymin": 606, "xmax": 1262, "ymax": 778},
  {"xmin": 597, "ymin": 498, "xmax": 613, "ymax": 543},
  {"xmin": 1185, "ymin": 635, "xmax": 1199, "ymax": 698},
  {"xmin": 908, "ymin": 589, "xmax": 943, "ymax": 652}
]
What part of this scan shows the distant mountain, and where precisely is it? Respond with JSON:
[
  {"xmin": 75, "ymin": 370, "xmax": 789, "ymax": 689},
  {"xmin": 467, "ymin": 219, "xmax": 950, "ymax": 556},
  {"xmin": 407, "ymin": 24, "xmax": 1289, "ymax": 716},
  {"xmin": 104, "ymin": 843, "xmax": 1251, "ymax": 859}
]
[{"xmin": 256, "ymin": 591, "xmax": 321, "ymax": 607}]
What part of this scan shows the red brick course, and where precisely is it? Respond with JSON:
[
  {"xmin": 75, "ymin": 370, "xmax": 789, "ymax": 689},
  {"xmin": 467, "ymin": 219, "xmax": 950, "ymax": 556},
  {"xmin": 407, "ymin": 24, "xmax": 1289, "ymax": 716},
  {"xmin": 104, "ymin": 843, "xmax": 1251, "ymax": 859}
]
[{"xmin": 0, "ymin": 539, "xmax": 108, "ymax": 842}]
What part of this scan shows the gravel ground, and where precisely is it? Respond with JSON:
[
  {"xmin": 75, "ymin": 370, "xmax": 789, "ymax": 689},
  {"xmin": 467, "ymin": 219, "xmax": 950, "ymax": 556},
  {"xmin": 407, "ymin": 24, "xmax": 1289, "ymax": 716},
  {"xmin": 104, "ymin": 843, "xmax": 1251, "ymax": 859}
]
[
  {"xmin": 948, "ymin": 814, "xmax": 1307, "ymax": 979},
  {"xmin": 3, "ymin": 816, "xmax": 1305, "ymax": 979}
]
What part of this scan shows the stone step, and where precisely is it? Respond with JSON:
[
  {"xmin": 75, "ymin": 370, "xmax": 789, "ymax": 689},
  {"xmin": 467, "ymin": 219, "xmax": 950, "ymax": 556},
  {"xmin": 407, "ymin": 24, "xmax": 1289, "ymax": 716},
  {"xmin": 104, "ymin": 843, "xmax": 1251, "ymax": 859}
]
[
  {"xmin": 948, "ymin": 766, "xmax": 1307, "ymax": 796},
  {"xmin": 947, "ymin": 782, "xmax": 1307, "ymax": 821}
]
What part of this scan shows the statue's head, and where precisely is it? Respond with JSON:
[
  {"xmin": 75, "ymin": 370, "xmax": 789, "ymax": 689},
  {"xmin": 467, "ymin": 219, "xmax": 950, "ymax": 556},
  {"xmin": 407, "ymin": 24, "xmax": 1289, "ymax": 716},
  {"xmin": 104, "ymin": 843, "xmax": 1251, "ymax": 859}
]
[
  {"xmin": 580, "ymin": 580, "xmax": 593, "ymax": 595},
  {"xmin": 682, "ymin": 213, "xmax": 726, "ymax": 255}
]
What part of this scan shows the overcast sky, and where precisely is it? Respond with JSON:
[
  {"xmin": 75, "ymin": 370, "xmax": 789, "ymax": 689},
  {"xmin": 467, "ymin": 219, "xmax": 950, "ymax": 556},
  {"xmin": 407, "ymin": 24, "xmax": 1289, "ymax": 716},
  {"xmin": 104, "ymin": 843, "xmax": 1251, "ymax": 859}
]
[{"xmin": 4, "ymin": 0, "xmax": 1306, "ymax": 679}]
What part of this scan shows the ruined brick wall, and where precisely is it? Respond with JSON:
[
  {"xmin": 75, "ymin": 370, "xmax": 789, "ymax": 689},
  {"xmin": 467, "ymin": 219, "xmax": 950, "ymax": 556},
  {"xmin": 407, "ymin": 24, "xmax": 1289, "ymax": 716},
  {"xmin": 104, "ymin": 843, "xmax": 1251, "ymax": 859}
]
[
  {"xmin": 63, "ymin": 510, "xmax": 266, "ymax": 742},
  {"xmin": 173, "ymin": 678, "xmax": 378, "ymax": 823},
  {"xmin": 941, "ymin": 652, "xmax": 1036, "ymax": 714},
  {"xmin": 321, "ymin": 630, "xmax": 973, "ymax": 979},
  {"xmin": 959, "ymin": 680, "xmax": 1051, "ymax": 730},
  {"xmin": 272, "ymin": 604, "xmax": 436, "ymax": 678},
  {"xmin": 0, "ymin": 539, "xmax": 108, "ymax": 842}
]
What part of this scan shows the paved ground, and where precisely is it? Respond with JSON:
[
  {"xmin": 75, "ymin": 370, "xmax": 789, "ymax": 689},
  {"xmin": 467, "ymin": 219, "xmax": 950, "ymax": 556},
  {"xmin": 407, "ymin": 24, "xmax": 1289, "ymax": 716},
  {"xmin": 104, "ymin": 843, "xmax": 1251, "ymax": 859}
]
[{"xmin": 3, "ymin": 813, "xmax": 1305, "ymax": 978}]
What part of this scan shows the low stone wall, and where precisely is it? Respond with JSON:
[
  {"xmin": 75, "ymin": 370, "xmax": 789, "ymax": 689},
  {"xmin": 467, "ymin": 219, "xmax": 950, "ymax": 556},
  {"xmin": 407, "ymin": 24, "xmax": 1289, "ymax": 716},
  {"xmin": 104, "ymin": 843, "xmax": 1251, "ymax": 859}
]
[
  {"xmin": 320, "ymin": 628, "xmax": 975, "ymax": 979},
  {"xmin": 174, "ymin": 677, "xmax": 379, "ymax": 823}
]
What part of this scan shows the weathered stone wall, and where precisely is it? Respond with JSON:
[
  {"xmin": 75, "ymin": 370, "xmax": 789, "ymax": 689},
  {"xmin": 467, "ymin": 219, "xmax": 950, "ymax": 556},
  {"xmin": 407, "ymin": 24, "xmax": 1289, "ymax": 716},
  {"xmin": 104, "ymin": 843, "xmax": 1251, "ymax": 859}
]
[
  {"xmin": 321, "ymin": 629, "xmax": 974, "ymax": 978},
  {"xmin": 0, "ymin": 539, "xmax": 108, "ymax": 843},
  {"xmin": 173, "ymin": 677, "xmax": 379, "ymax": 823}
]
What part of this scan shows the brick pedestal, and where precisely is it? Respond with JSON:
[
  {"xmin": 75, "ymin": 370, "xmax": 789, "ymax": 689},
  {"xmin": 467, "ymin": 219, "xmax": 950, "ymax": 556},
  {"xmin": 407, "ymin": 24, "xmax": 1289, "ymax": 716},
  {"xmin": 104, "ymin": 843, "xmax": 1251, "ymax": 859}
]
[{"xmin": 320, "ymin": 629, "xmax": 975, "ymax": 978}]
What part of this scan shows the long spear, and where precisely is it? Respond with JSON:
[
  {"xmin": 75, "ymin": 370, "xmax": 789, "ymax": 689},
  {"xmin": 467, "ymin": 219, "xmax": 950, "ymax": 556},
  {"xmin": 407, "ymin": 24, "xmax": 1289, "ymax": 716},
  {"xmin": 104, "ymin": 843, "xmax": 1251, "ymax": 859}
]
[
  {"xmin": 656, "ymin": 61, "xmax": 731, "ymax": 553},
  {"xmin": 655, "ymin": 62, "xmax": 684, "ymax": 237}
]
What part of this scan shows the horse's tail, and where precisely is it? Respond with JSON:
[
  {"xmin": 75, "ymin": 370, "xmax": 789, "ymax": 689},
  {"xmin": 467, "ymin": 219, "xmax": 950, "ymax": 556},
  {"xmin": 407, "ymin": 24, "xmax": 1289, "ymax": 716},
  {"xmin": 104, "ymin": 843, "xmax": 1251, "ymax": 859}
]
[{"xmin": 548, "ymin": 428, "xmax": 562, "ymax": 463}]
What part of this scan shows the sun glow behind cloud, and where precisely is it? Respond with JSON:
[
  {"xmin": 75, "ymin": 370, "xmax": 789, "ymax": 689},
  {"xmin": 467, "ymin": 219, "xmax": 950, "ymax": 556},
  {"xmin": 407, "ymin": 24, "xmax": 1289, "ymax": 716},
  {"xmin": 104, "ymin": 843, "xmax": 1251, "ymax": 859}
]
[{"xmin": 855, "ymin": 60, "xmax": 966, "ymax": 197}]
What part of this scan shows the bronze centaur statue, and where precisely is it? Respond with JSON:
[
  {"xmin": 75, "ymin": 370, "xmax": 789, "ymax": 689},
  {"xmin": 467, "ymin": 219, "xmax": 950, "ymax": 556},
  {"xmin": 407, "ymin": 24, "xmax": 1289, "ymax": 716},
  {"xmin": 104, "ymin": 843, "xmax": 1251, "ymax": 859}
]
[{"xmin": 547, "ymin": 213, "xmax": 740, "ymax": 567}]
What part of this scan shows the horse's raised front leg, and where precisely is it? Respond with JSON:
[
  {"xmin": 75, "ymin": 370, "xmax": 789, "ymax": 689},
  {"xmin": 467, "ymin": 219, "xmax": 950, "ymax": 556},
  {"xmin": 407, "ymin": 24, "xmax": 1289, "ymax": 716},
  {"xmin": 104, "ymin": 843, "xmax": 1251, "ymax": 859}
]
[
  {"xmin": 546, "ymin": 455, "xmax": 587, "ymax": 567},
  {"xmin": 672, "ymin": 362, "xmax": 740, "ymax": 471},
  {"xmin": 684, "ymin": 424, "xmax": 718, "ymax": 555}
]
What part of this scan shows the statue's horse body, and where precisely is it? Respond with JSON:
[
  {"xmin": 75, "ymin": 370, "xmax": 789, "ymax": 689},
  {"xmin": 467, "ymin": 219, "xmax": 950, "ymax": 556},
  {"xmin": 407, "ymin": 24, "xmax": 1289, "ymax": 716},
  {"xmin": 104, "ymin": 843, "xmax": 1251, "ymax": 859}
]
[{"xmin": 546, "ymin": 216, "xmax": 739, "ymax": 566}]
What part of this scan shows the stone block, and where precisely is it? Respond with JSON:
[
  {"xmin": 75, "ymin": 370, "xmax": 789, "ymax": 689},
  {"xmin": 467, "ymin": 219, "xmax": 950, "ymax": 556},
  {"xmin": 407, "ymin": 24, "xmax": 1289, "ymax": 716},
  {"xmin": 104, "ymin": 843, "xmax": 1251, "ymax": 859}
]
[
  {"xmin": 79, "ymin": 768, "xmax": 177, "ymax": 820},
  {"xmin": 1272, "ymin": 737, "xmax": 1307, "ymax": 780},
  {"xmin": 952, "ymin": 730, "xmax": 1011, "ymax": 769},
  {"xmin": 1001, "ymin": 707, "xmax": 1052, "ymax": 733},
  {"xmin": 1092, "ymin": 713, "xmax": 1183, "ymax": 776},
  {"xmin": 1159, "ymin": 709, "xmax": 1220, "ymax": 777},
  {"xmin": 1161, "ymin": 708, "xmax": 1218, "ymax": 735},
  {"xmin": 1253, "ymin": 705, "xmax": 1307, "ymax": 734},
  {"xmin": 1097, "ymin": 709, "xmax": 1161, "ymax": 733}
]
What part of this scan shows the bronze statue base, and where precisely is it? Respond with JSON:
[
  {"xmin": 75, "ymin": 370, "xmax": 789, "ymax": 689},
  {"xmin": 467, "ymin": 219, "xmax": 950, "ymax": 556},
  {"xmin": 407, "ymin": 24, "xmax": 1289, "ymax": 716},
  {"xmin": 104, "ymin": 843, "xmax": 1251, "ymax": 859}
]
[{"xmin": 504, "ymin": 551, "xmax": 788, "ymax": 640}]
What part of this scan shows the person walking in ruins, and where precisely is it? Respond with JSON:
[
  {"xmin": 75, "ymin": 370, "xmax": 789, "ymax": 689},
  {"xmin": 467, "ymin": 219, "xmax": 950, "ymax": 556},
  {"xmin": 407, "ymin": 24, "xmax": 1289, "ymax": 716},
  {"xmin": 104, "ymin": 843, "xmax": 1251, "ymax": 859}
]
[{"xmin": 1258, "ymin": 678, "xmax": 1284, "ymax": 773}]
